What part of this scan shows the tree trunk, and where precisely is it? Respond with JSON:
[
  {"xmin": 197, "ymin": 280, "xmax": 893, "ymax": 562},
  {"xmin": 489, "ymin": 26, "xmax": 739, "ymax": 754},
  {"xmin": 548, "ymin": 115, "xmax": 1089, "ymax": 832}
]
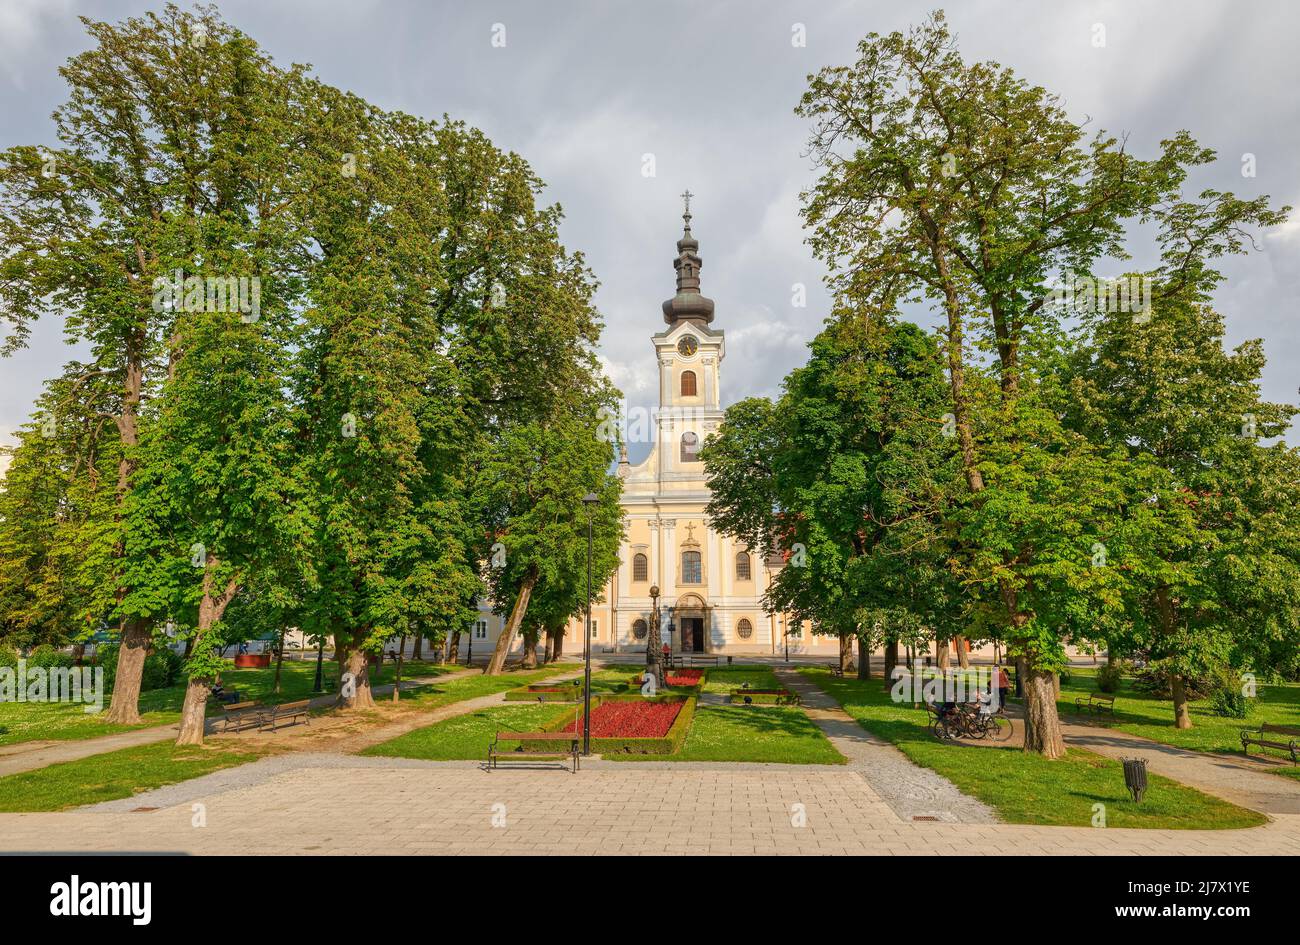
[
  {"xmin": 446, "ymin": 630, "xmax": 461, "ymax": 665},
  {"xmin": 72, "ymin": 643, "xmax": 85, "ymax": 666},
  {"xmin": 339, "ymin": 641, "xmax": 375, "ymax": 709},
  {"xmin": 104, "ymin": 617, "xmax": 150, "ymax": 724},
  {"xmin": 412, "ymin": 634, "xmax": 423, "ymax": 662},
  {"xmin": 485, "ymin": 567, "xmax": 537, "ymax": 675},
  {"xmin": 1021, "ymin": 666, "xmax": 1066, "ymax": 758},
  {"xmin": 392, "ymin": 634, "xmax": 406, "ymax": 702},
  {"xmin": 954, "ymin": 635, "xmax": 970, "ymax": 669},
  {"xmin": 857, "ymin": 636, "xmax": 870, "ymax": 680},
  {"xmin": 935, "ymin": 638, "xmax": 950, "ymax": 671},
  {"xmin": 1170, "ymin": 673, "xmax": 1193, "ymax": 729},
  {"xmin": 544, "ymin": 628, "xmax": 556, "ymax": 664},
  {"xmin": 553, "ymin": 626, "xmax": 565, "ymax": 660},
  {"xmin": 175, "ymin": 564, "xmax": 240, "ymax": 746},
  {"xmin": 884, "ymin": 639, "xmax": 899, "ymax": 689},
  {"xmin": 522, "ymin": 627, "xmax": 539, "ymax": 669},
  {"xmin": 175, "ymin": 676, "xmax": 210, "ymax": 745},
  {"xmin": 838, "ymin": 631, "xmax": 853, "ymax": 674}
]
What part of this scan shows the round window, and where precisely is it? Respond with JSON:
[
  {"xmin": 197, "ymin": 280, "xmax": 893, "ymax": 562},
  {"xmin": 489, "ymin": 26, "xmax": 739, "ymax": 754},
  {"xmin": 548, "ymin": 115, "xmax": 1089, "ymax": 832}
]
[
  {"xmin": 632, "ymin": 618, "xmax": 648, "ymax": 641},
  {"xmin": 736, "ymin": 618, "xmax": 753, "ymax": 640}
]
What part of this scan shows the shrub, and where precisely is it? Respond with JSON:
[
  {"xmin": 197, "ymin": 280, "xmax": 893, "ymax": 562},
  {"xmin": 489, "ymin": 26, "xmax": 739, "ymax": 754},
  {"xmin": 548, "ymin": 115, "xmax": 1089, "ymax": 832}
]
[
  {"xmin": 26, "ymin": 645, "xmax": 75, "ymax": 669},
  {"xmin": 1096, "ymin": 661, "xmax": 1125, "ymax": 694},
  {"xmin": 1132, "ymin": 664, "xmax": 1211, "ymax": 700},
  {"xmin": 1207, "ymin": 670, "xmax": 1251, "ymax": 719},
  {"xmin": 0, "ymin": 645, "xmax": 18, "ymax": 668},
  {"xmin": 100, "ymin": 644, "xmax": 185, "ymax": 692}
]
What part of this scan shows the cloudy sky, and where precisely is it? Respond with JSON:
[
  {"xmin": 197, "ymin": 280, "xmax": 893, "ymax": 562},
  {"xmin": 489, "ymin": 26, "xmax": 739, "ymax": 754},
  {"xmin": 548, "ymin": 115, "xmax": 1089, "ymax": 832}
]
[{"xmin": 2, "ymin": 0, "xmax": 1297, "ymax": 469}]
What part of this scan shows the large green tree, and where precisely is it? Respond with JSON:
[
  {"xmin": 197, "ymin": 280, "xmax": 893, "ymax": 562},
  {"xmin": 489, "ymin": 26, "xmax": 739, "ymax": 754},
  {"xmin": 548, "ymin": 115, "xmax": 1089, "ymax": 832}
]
[
  {"xmin": 705, "ymin": 315, "xmax": 959, "ymax": 677},
  {"xmin": 0, "ymin": 5, "xmax": 311, "ymax": 722},
  {"xmin": 795, "ymin": 12, "xmax": 1279, "ymax": 755}
]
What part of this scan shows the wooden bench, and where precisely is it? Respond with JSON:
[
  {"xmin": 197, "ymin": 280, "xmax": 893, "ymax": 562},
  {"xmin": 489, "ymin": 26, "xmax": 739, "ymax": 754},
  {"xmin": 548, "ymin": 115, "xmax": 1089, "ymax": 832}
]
[
  {"xmin": 683, "ymin": 655, "xmax": 719, "ymax": 667},
  {"xmin": 1241, "ymin": 723, "xmax": 1300, "ymax": 765},
  {"xmin": 1074, "ymin": 692, "xmax": 1116, "ymax": 718},
  {"xmin": 488, "ymin": 731, "xmax": 580, "ymax": 773},
  {"xmin": 260, "ymin": 699, "xmax": 311, "ymax": 732},
  {"xmin": 217, "ymin": 700, "xmax": 264, "ymax": 732}
]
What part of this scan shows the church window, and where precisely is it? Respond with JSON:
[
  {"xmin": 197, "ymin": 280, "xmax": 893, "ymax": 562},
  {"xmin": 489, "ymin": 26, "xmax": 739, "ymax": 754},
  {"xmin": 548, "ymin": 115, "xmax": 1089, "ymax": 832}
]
[
  {"xmin": 632, "ymin": 552, "xmax": 648, "ymax": 582},
  {"xmin": 736, "ymin": 618, "xmax": 753, "ymax": 640},
  {"xmin": 680, "ymin": 431, "xmax": 700, "ymax": 462},
  {"xmin": 632, "ymin": 618, "xmax": 648, "ymax": 641},
  {"xmin": 681, "ymin": 370, "xmax": 697, "ymax": 397},
  {"xmin": 681, "ymin": 550, "xmax": 702, "ymax": 584},
  {"xmin": 735, "ymin": 551, "xmax": 751, "ymax": 581}
]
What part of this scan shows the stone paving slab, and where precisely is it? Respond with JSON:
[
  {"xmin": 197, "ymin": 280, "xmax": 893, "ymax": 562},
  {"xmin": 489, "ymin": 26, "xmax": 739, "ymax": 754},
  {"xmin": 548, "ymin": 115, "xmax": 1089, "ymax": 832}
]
[{"xmin": 3, "ymin": 761, "xmax": 1297, "ymax": 855}]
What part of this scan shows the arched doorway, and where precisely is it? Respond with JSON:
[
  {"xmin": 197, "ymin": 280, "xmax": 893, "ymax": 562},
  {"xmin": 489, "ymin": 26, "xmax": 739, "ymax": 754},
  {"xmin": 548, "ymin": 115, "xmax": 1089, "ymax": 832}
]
[{"xmin": 675, "ymin": 593, "xmax": 710, "ymax": 653}]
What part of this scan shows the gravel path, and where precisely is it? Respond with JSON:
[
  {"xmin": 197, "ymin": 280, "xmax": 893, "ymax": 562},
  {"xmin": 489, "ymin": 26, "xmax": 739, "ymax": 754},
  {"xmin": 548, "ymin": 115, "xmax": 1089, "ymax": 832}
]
[{"xmin": 775, "ymin": 668, "xmax": 998, "ymax": 824}]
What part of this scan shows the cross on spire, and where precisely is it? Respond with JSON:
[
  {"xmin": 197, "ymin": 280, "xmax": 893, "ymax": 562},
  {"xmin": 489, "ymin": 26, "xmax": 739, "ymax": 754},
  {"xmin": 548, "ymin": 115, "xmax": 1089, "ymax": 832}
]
[{"xmin": 680, "ymin": 188, "xmax": 693, "ymax": 228}]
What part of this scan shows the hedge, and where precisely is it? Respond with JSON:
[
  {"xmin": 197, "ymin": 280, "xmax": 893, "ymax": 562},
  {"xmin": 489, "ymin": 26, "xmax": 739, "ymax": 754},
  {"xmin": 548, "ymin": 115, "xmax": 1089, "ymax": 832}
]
[
  {"xmin": 728, "ymin": 688, "xmax": 800, "ymax": 706},
  {"xmin": 503, "ymin": 680, "xmax": 584, "ymax": 703}
]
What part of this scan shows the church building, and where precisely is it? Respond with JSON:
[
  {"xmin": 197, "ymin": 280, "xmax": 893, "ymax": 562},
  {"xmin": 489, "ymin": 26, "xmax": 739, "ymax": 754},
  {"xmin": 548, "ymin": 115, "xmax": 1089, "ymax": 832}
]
[{"xmin": 462, "ymin": 199, "xmax": 834, "ymax": 661}]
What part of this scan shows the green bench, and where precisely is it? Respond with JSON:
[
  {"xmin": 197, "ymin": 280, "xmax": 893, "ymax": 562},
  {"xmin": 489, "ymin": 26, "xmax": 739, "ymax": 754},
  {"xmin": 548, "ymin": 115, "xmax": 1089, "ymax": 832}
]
[
  {"xmin": 1241, "ymin": 723, "xmax": 1300, "ymax": 765},
  {"xmin": 1074, "ymin": 692, "xmax": 1116, "ymax": 718},
  {"xmin": 488, "ymin": 731, "xmax": 580, "ymax": 773}
]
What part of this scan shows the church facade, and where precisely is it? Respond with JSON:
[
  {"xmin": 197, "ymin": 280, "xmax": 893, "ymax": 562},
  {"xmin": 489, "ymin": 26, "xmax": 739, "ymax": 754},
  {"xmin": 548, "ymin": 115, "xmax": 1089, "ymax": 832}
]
[{"xmin": 464, "ymin": 202, "xmax": 835, "ymax": 661}]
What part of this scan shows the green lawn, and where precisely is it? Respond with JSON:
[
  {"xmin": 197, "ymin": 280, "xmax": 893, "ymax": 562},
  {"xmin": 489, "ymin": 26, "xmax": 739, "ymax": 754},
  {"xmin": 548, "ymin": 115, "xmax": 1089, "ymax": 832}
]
[
  {"xmin": 700, "ymin": 665, "xmax": 780, "ymax": 694},
  {"xmin": 1058, "ymin": 667, "xmax": 1300, "ymax": 779},
  {"xmin": 802, "ymin": 668, "xmax": 1267, "ymax": 830},
  {"xmin": 0, "ymin": 739, "xmax": 267, "ymax": 812},
  {"xmin": 606, "ymin": 704, "xmax": 845, "ymax": 764},
  {"xmin": 397, "ymin": 664, "xmax": 574, "ymax": 708},
  {"xmin": 0, "ymin": 658, "xmax": 458, "ymax": 747},
  {"xmin": 362, "ymin": 703, "xmax": 573, "ymax": 760}
]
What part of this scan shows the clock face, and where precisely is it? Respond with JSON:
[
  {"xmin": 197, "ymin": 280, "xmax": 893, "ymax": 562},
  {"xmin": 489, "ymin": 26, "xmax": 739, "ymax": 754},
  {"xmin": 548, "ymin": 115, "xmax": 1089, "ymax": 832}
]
[{"xmin": 677, "ymin": 335, "xmax": 698, "ymax": 357}]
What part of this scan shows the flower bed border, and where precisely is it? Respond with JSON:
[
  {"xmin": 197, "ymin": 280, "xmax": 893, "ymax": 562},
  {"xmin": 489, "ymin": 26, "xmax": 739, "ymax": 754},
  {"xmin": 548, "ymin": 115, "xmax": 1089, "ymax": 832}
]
[
  {"xmin": 527, "ymin": 694, "xmax": 696, "ymax": 754},
  {"xmin": 623, "ymin": 669, "xmax": 706, "ymax": 691},
  {"xmin": 728, "ymin": 688, "xmax": 800, "ymax": 706},
  {"xmin": 502, "ymin": 679, "xmax": 583, "ymax": 703}
]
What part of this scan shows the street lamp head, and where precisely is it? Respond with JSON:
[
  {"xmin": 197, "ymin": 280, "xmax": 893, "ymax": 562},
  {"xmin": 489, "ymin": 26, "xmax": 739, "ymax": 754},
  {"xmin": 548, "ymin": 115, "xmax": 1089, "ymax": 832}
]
[
  {"xmin": 649, "ymin": 584, "xmax": 660, "ymax": 599},
  {"xmin": 582, "ymin": 492, "xmax": 600, "ymax": 506}
]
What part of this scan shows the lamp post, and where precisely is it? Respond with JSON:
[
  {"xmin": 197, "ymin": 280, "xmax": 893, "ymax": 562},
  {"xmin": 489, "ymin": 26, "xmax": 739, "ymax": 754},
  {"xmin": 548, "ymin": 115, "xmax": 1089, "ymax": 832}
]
[
  {"xmin": 581, "ymin": 492, "xmax": 600, "ymax": 756},
  {"xmin": 312, "ymin": 633, "xmax": 325, "ymax": 693},
  {"xmin": 647, "ymin": 584, "xmax": 663, "ymax": 689}
]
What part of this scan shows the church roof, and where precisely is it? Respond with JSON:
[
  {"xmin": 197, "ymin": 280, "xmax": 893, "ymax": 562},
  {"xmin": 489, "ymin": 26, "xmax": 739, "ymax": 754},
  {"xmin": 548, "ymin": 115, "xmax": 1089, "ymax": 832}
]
[{"xmin": 662, "ymin": 189, "xmax": 715, "ymax": 326}]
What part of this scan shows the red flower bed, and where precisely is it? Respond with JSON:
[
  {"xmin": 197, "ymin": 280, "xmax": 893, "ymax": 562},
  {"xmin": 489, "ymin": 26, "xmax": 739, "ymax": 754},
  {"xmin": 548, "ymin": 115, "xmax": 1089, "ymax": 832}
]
[
  {"xmin": 666, "ymin": 668, "xmax": 704, "ymax": 687},
  {"xmin": 634, "ymin": 668, "xmax": 704, "ymax": 688},
  {"xmin": 562, "ymin": 700, "xmax": 683, "ymax": 738}
]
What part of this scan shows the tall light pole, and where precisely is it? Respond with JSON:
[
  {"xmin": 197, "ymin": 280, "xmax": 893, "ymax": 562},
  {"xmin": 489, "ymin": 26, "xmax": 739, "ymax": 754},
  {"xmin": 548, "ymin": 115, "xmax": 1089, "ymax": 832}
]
[
  {"xmin": 312, "ymin": 633, "xmax": 325, "ymax": 693},
  {"xmin": 581, "ymin": 492, "xmax": 600, "ymax": 756}
]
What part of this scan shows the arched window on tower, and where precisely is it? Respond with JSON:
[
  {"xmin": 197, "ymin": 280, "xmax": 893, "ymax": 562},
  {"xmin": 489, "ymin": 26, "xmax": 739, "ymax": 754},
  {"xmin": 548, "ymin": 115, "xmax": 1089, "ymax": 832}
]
[
  {"xmin": 681, "ymin": 550, "xmax": 702, "ymax": 584},
  {"xmin": 735, "ymin": 551, "xmax": 751, "ymax": 581},
  {"xmin": 680, "ymin": 431, "xmax": 700, "ymax": 463},
  {"xmin": 680, "ymin": 370, "xmax": 697, "ymax": 397},
  {"xmin": 632, "ymin": 552, "xmax": 648, "ymax": 582}
]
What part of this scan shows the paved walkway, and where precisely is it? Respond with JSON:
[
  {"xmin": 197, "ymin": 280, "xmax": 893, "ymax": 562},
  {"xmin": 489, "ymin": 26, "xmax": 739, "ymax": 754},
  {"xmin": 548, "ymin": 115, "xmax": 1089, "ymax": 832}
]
[
  {"xmin": 0, "ymin": 664, "xmax": 491, "ymax": 777},
  {"xmin": 4, "ymin": 759, "xmax": 1297, "ymax": 854},
  {"xmin": 776, "ymin": 669, "xmax": 996, "ymax": 824},
  {"xmin": 1056, "ymin": 715, "xmax": 1300, "ymax": 815}
]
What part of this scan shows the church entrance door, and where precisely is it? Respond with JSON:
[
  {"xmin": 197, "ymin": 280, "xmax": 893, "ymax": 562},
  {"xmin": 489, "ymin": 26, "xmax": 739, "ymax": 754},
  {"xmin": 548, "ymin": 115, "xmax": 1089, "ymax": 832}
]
[{"xmin": 682, "ymin": 617, "xmax": 705, "ymax": 653}]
